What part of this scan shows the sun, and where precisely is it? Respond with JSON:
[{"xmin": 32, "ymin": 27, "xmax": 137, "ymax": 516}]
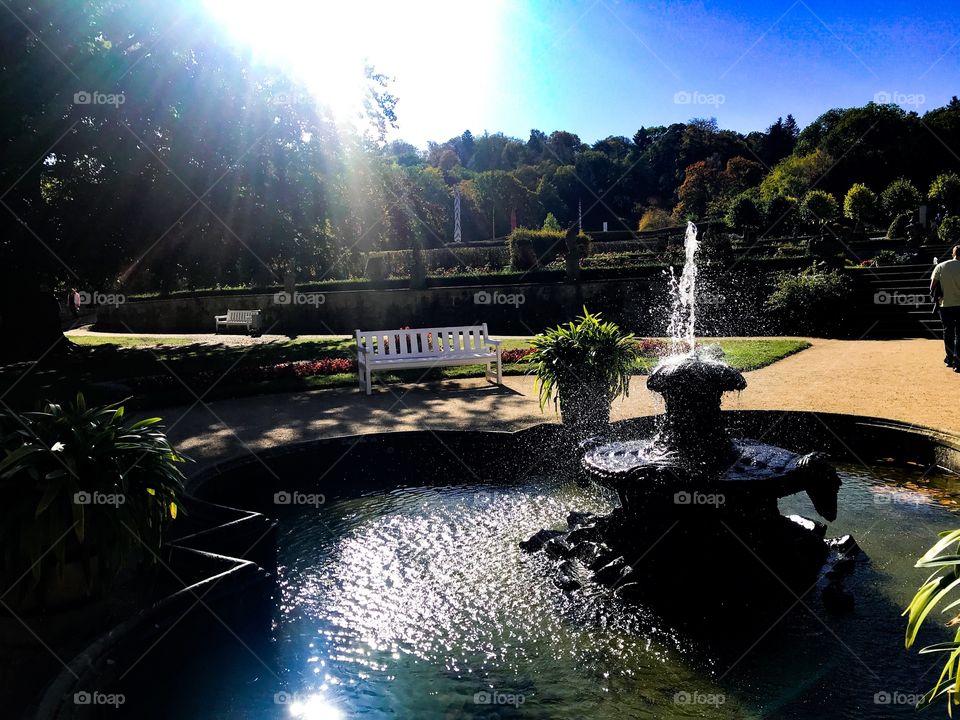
[{"xmin": 203, "ymin": 0, "xmax": 506, "ymax": 145}]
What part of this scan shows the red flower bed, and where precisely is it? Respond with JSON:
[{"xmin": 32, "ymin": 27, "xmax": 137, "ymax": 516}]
[
  {"xmin": 501, "ymin": 347, "xmax": 535, "ymax": 364},
  {"xmin": 635, "ymin": 338, "xmax": 668, "ymax": 356}
]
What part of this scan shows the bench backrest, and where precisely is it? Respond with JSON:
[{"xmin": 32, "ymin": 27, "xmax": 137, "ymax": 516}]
[
  {"xmin": 356, "ymin": 324, "xmax": 491, "ymax": 358},
  {"xmin": 226, "ymin": 309, "xmax": 260, "ymax": 321}
]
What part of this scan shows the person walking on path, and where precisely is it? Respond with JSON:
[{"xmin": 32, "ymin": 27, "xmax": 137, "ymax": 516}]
[{"xmin": 932, "ymin": 245, "xmax": 960, "ymax": 372}]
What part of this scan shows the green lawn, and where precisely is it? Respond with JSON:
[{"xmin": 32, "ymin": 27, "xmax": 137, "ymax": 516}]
[{"xmin": 2, "ymin": 336, "xmax": 810, "ymax": 410}]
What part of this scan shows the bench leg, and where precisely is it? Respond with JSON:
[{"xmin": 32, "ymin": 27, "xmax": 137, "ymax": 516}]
[{"xmin": 365, "ymin": 366, "xmax": 372, "ymax": 395}]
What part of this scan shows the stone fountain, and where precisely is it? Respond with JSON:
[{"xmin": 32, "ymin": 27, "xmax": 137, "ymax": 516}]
[{"xmin": 522, "ymin": 223, "xmax": 860, "ymax": 617}]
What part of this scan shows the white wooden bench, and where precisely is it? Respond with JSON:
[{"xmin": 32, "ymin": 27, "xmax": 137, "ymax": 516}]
[
  {"xmin": 215, "ymin": 309, "xmax": 262, "ymax": 334},
  {"xmin": 355, "ymin": 324, "xmax": 502, "ymax": 395}
]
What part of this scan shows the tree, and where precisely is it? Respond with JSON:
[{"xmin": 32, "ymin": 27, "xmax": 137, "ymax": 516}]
[
  {"xmin": 542, "ymin": 213, "xmax": 562, "ymax": 232},
  {"xmin": 638, "ymin": 208, "xmax": 674, "ymax": 231},
  {"xmin": 843, "ymin": 183, "xmax": 877, "ymax": 230},
  {"xmin": 929, "ymin": 172, "xmax": 960, "ymax": 216},
  {"xmin": 801, "ymin": 190, "xmax": 839, "ymax": 231},
  {"xmin": 725, "ymin": 194, "xmax": 763, "ymax": 240},
  {"xmin": 880, "ymin": 178, "xmax": 921, "ymax": 220},
  {"xmin": 759, "ymin": 150, "xmax": 834, "ymax": 202}
]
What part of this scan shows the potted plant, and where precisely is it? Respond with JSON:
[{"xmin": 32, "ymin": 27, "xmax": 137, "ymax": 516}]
[
  {"xmin": 0, "ymin": 394, "xmax": 187, "ymax": 611},
  {"xmin": 527, "ymin": 308, "xmax": 638, "ymax": 432}
]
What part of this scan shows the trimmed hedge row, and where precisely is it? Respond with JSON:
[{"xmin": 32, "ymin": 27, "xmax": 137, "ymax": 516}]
[
  {"xmin": 507, "ymin": 228, "xmax": 592, "ymax": 270},
  {"xmin": 364, "ymin": 246, "xmax": 510, "ymax": 279}
]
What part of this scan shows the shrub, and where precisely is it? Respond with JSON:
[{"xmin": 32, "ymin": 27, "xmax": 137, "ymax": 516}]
[
  {"xmin": 508, "ymin": 228, "xmax": 590, "ymax": 270},
  {"xmin": 929, "ymin": 172, "xmax": 960, "ymax": 215},
  {"xmin": 801, "ymin": 190, "xmax": 839, "ymax": 229},
  {"xmin": 873, "ymin": 249, "xmax": 914, "ymax": 267},
  {"xmin": 638, "ymin": 208, "xmax": 675, "ymax": 231},
  {"xmin": 843, "ymin": 183, "xmax": 877, "ymax": 226},
  {"xmin": 765, "ymin": 266, "xmax": 854, "ymax": 336},
  {"xmin": 880, "ymin": 178, "xmax": 921, "ymax": 219},
  {"xmin": 763, "ymin": 195, "xmax": 798, "ymax": 235},
  {"xmin": 364, "ymin": 254, "xmax": 389, "ymax": 281},
  {"xmin": 542, "ymin": 212, "xmax": 562, "ymax": 232},
  {"xmin": 939, "ymin": 216, "xmax": 960, "ymax": 244},
  {"xmin": 886, "ymin": 212, "xmax": 911, "ymax": 240},
  {"xmin": 0, "ymin": 395, "xmax": 186, "ymax": 605},
  {"xmin": 725, "ymin": 194, "xmax": 763, "ymax": 235},
  {"xmin": 528, "ymin": 308, "xmax": 638, "ymax": 428}
]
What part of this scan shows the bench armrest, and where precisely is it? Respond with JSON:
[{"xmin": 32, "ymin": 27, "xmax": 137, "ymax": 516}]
[
  {"xmin": 215, "ymin": 314, "xmax": 227, "ymax": 321},
  {"xmin": 485, "ymin": 338, "xmax": 502, "ymax": 346},
  {"xmin": 356, "ymin": 345, "xmax": 373, "ymax": 354}
]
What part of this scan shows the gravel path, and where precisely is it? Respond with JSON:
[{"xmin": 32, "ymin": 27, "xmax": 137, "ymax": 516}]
[{"xmin": 141, "ymin": 338, "xmax": 958, "ymax": 473}]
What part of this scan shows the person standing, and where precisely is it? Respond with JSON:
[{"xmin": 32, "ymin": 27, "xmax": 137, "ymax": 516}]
[
  {"xmin": 66, "ymin": 287, "xmax": 80, "ymax": 318},
  {"xmin": 932, "ymin": 245, "xmax": 960, "ymax": 371}
]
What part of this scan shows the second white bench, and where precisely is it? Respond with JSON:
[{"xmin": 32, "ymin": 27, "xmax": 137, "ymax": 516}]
[{"xmin": 355, "ymin": 324, "xmax": 502, "ymax": 394}]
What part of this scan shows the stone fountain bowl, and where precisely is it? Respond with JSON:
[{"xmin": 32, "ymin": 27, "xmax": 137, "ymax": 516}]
[
  {"xmin": 646, "ymin": 348, "xmax": 747, "ymax": 394},
  {"xmin": 581, "ymin": 437, "xmax": 841, "ymax": 521}
]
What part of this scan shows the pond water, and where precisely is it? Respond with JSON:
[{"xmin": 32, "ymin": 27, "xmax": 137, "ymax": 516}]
[{"xmin": 142, "ymin": 463, "xmax": 960, "ymax": 719}]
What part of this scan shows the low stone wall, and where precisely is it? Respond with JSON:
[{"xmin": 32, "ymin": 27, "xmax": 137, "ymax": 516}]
[{"xmin": 97, "ymin": 278, "xmax": 673, "ymax": 335}]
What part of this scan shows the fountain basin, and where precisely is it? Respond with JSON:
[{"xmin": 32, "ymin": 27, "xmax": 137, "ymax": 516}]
[{"xmin": 27, "ymin": 415, "xmax": 960, "ymax": 720}]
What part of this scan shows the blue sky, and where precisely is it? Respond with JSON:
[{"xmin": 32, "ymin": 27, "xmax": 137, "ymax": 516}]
[
  {"xmin": 472, "ymin": 0, "xmax": 960, "ymax": 144},
  {"xmin": 206, "ymin": 0, "xmax": 960, "ymax": 146}
]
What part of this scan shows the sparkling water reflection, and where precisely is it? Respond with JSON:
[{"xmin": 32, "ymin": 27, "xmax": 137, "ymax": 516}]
[{"xmin": 267, "ymin": 464, "xmax": 960, "ymax": 719}]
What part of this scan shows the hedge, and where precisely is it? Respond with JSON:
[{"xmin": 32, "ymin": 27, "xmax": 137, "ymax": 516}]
[{"xmin": 507, "ymin": 228, "xmax": 591, "ymax": 270}]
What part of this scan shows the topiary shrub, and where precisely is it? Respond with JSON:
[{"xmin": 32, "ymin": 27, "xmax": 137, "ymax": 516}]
[
  {"xmin": 886, "ymin": 212, "xmax": 912, "ymax": 240},
  {"xmin": 765, "ymin": 266, "xmax": 854, "ymax": 336},
  {"xmin": 508, "ymin": 228, "xmax": 590, "ymax": 270},
  {"xmin": 939, "ymin": 216, "xmax": 960, "ymax": 245},
  {"xmin": 364, "ymin": 254, "xmax": 388, "ymax": 282}
]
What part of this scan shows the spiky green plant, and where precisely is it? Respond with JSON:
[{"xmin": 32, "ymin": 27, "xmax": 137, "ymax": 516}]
[
  {"xmin": 0, "ymin": 394, "xmax": 187, "ymax": 605},
  {"xmin": 527, "ymin": 307, "xmax": 638, "ymax": 414},
  {"xmin": 904, "ymin": 529, "xmax": 960, "ymax": 713}
]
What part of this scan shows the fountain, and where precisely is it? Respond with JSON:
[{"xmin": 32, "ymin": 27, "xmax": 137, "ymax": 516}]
[{"xmin": 522, "ymin": 222, "xmax": 857, "ymax": 615}]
